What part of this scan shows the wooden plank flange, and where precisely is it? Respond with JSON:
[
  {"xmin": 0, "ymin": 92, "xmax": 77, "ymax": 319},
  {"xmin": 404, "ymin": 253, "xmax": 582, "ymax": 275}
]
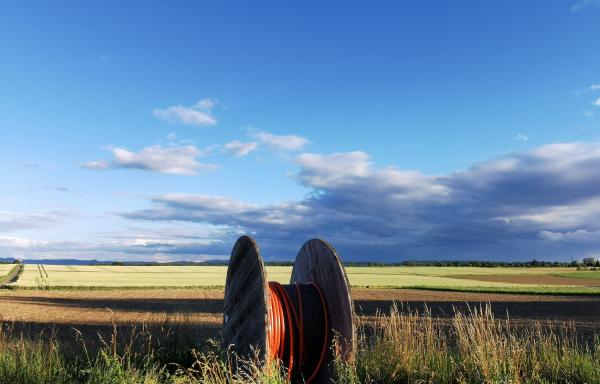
[
  {"xmin": 223, "ymin": 236, "xmax": 269, "ymax": 360},
  {"xmin": 291, "ymin": 238, "xmax": 356, "ymax": 383}
]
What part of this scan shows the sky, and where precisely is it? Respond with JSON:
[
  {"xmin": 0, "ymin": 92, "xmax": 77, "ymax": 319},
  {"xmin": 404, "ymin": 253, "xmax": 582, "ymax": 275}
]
[{"xmin": 1, "ymin": 0, "xmax": 600, "ymax": 262}]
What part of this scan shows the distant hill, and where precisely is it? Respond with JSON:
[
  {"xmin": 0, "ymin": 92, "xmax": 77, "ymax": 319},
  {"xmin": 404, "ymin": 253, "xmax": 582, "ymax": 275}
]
[{"xmin": 0, "ymin": 257, "xmax": 104, "ymax": 265}]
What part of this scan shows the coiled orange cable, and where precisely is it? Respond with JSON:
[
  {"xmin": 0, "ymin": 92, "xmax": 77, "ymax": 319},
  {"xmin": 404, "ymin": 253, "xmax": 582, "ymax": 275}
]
[
  {"xmin": 267, "ymin": 281, "xmax": 329, "ymax": 384},
  {"xmin": 305, "ymin": 282, "xmax": 329, "ymax": 383}
]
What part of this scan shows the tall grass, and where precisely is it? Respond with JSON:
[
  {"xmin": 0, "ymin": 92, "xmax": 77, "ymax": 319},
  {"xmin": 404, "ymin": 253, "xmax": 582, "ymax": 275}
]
[
  {"xmin": 336, "ymin": 304, "xmax": 600, "ymax": 384},
  {"xmin": 0, "ymin": 322, "xmax": 168, "ymax": 384},
  {"xmin": 0, "ymin": 304, "xmax": 599, "ymax": 383}
]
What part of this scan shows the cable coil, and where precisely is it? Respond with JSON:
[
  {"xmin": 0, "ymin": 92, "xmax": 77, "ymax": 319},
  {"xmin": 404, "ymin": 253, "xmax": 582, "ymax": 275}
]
[{"xmin": 267, "ymin": 281, "xmax": 329, "ymax": 383}]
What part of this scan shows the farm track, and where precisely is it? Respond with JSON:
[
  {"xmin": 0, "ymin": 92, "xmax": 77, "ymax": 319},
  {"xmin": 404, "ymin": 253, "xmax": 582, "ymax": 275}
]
[{"xmin": 0, "ymin": 264, "xmax": 23, "ymax": 285}]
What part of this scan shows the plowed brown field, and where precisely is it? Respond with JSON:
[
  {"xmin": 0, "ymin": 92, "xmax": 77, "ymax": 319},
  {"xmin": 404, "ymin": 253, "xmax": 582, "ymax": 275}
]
[{"xmin": 453, "ymin": 274, "xmax": 600, "ymax": 286}]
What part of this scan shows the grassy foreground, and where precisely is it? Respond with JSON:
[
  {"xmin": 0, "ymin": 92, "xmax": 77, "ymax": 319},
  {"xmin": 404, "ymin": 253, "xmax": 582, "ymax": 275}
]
[{"xmin": 0, "ymin": 305, "xmax": 599, "ymax": 384}]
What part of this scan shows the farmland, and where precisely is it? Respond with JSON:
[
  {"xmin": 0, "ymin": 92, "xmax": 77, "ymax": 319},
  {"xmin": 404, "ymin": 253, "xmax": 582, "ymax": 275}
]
[
  {"xmin": 2, "ymin": 265, "xmax": 600, "ymax": 383},
  {"xmin": 4, "ymin": 264, "xmax": 600, "ymax": 343},
  {"xmin": 10, "ymin": 264, "xmax": 600, "ymax": 295},
  {"xmin": 4, "ymin": 264, "xmax": 600, "ymax": 331},
  {"xmin": 0, "ymin": 264, "xmax": 16, "ymax": 277}
]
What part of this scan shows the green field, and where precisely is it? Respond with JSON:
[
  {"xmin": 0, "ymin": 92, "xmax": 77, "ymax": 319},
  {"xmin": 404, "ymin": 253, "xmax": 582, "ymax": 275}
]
[
  {"xmin": 0, "ymin": 264, "xmax": 16, "ymax": 275},
  {"xmin": 14, "ymin": 265, "xmax": 291, "ymax": 287},
  {"xmin": 9, "ymin": 264, "xmax": 600, "ymax": 294}
]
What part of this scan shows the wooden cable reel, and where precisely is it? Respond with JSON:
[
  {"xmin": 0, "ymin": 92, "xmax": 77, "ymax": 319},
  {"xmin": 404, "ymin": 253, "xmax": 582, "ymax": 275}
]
[{"xmin": 223, "ymin": 236, "xmax": 355, "ymax": 383}]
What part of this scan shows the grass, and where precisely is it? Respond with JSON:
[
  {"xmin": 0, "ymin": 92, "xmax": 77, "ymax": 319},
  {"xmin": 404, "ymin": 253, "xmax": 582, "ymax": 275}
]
[
  {"xmin": 338, "ymin": 304, "xmax": 600, "ymax": 383},
  {"xmin": 0, "ymin": 323, "xmax": 168, "ymax": 384},
  {"xmin": 0, "ymin": 304, "xmax": 598, "ymax": 383},
  {"xmin": 10, "ymin": 264, "xmax": 600, "ymax": 295}
]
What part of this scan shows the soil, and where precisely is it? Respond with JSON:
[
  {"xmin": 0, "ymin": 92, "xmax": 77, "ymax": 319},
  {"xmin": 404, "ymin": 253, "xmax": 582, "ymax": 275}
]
[{"xmin": 452, "ymin": 274, "xmax": 600, "ymax": 286}]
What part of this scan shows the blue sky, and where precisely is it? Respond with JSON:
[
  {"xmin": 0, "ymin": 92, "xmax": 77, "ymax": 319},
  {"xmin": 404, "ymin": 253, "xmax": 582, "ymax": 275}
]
[{"xmin": 1, "ymin": 0, "xmax": 600, "ymax": 262}]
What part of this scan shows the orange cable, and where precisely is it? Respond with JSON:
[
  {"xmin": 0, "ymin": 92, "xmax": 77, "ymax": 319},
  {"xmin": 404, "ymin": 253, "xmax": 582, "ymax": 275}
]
[
  {"xmin": 267, "ymin": 281, "xmax": 329, "ymax": 384},
  {"xmin": 305, "ymin": 282, "xmax": 329, "ymax": 384}
]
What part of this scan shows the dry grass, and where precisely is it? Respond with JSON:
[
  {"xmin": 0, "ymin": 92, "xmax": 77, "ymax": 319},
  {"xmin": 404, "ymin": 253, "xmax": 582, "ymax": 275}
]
[{"xmin": 335, "ymin": 304, "xmax": 600, "ymax": 383}]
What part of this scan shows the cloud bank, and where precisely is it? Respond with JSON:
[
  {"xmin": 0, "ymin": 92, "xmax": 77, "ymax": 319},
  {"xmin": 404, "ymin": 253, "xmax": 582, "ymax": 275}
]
[
  {"xmin": 122, "ymin": 142, "xmax": 600, "ymax": 261},
  {"xmin": 0, "ymin": 226, "xmax": 235, "ymax": 262}
]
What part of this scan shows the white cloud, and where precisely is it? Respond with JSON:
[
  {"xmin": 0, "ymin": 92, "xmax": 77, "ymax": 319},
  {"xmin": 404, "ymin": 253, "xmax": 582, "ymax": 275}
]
[
  {"xmin": 514, "ymin": 133, "xmax": 529, "ymax": 141},
  {"xmin": 296, "ymin": 151, "xmax": 449, "ymax": 200},
  {"xmin": 584, "ymin": 110, "xmax": 595, "ymax": 117},
  {"xmin": 503, "ymin": 197, "xmax": 600, "ymax": 229},
  {"xmin": 81, "ymin": 160, "xmax": 110, "ymax": 170},
  {"xmin": 153, "ymin": 98, "xmax": 217, "ymax": 126},
  {"xmin": 296, "ymin": 151, "xmax": 371, "ymax": 187},
  {"xmin": 82, "ymin": 145, "xmax": 217, "ymax": 175},
  {"xmin": 572, "ymin": 0, "xmax": 600, "ymax": 11},
  {"xmin": 0, "ymin": 235, "xmax": 45, "ymax": 248},
  {"xmin": 21, "ymin": 162, "xmax": 44, "ymax": 169},
  {"xmin": 0, "ymin": 211, "xmax": 65, "ymax": 233},
  {"xmin": 223, "ymin": 140, "xmax": 259, "ymax": 157},
  {"xmin": 593, "ymin": 97, "xmax": 600, "ymax": 107},
  {"xmin": 158, "ymin": 193, "xmax": 256, "ymax": 214},
  {"xmin": 252, "ymin": 130, "xmax": 309, "ymax": 151},
  {"xmin": 0, "ymin": 223, "xmax": 234, "ymax": 261},
  {"xmin": 591, "ymin": 84, "xmax": 600, "ymax": 91},
  {"xmin": 539, "ymin": 229, "xmax": 600, "ymax": 242}
]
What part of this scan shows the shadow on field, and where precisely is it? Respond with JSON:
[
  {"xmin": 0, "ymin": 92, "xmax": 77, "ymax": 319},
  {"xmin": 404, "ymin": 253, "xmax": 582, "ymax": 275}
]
[
  {"xmin": 354, "ymin": 299, "xmax": 600, "ymax": 321},
  {"xmin": 2, "ymin": 295, "xmax": 224, "ymax": 313},
  {"xmin": 5, "ymin": 294, "xmax": 600, "ymax": 322}
]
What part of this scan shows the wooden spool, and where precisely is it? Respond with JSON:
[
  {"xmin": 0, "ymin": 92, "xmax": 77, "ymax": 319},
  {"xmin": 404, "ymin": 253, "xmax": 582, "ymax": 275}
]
[
  {"xmin": 223, "ymin": 236, "xmax": 355, "ymax": 383},
  {"xmin": 291, "ymin": 239, "xmax": 356, "ymax": 381},
  {"xmin": 223, "ymin": 236, "xmax": 269, "ymax": 359}
]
